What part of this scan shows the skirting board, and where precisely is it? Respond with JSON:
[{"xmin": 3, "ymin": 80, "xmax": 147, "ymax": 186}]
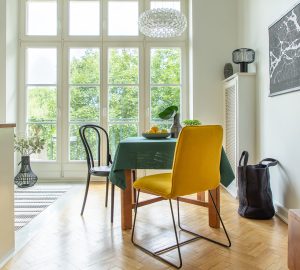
[
  {"xmin": 274, "ymin": 200, "xmax": 288, "ymax": 224},
  {"xmin": 0, "ymin": 249, "xmax": 14, "ymax": 269}
]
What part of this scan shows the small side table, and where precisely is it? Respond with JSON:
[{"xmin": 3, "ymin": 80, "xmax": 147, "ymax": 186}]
[{"xmin": 288, "ymin": 209, "xmax": 300, "ymax": 270}]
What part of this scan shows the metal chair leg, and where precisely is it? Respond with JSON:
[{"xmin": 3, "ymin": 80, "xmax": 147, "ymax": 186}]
[
  {"xmin": 176, "ymin": 191, "xmax": 231, "ymax": 248},
  {"xmin": 81, "ymin": 173, "xmax": 91, "ymax": 215},
  {"xmin": 105, "ymin": 177, "xmax": 109, "ymax": 207},
  {"xmin": 131, "ymin": 190, "xmax": 183, "ymax": 269},
  {"xmin": 111, "ymin": 184, "xmax": 115, "ymax": 223},
  {"xmin": 132, "ymin": 170, "xmax": 137, "ymax": 203},
  {"xmin": 147, "ymin": 193, "xmax": 231, "ymax": 257}
]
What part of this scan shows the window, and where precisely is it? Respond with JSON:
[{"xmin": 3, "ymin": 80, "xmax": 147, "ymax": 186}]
[
  {"xmin": 69, "ymin": 1, "xmax": 100, "ymax": 36},
  {"xmin": 108, "ymin": 48, "xmax": 139, "ymax": 155},
  {"xmin": 108, "ymin": 1, "xmax": 139, "ymax": 36},
  {"xmin": 26, "ymin": 48, "xmax": 57, "ymax": 160},
  {"xmin": 20, "ymin": 0, "xmax": 187, "ymax": 178},
  {"xmin": 68, "ymin": 48, "xmax": 101, "ymax": 160},
  {"xmin": 26, "ymin": 0, "xmax": 57, "ymax": 36},
  {"xmin": 150, "ymin": 1, "xmax": 180, "ymax": 10},
  {"xmin": 150, "ymin": 48, "xmax": 181, "ymax": 128}
]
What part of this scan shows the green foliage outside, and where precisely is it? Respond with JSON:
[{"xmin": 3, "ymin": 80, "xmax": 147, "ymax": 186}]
[{"xmin": 28, "ymin": 48, "xmax": 181, "ymax": 160}]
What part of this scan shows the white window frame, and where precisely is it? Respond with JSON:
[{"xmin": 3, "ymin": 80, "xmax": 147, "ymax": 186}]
[{"xmin": 19, "ymin": 0, "xmax": 189, "ymax": 180}]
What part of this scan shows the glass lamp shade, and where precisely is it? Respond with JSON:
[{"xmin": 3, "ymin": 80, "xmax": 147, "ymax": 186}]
[
  {"xmin": 232, "ymin": 48, "xmax": 255, "ymax": 72},
  {"xmin": 138, "ymin": 8, "xmax": 187, "ymax": 38}
]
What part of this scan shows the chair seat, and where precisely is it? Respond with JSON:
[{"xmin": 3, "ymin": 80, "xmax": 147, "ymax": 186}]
[
  {"xmin": 91, "ymin": 165, "xmax": 111, "ymax": 176},
  {"xmin": 133, "ymin": 173, "xmax": 172, "ymax": 199}
]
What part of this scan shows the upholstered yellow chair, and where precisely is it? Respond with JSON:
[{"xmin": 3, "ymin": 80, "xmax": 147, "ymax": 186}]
[{"xmin": 131, "ymin": 125, "xmax": 231, "ymax": 269}]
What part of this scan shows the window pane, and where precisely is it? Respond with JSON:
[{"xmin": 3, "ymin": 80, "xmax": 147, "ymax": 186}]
[
  {"xmin": 28, "ymin": 87, "xmax": 57, "ymax": 122},
  {"xmin": 108, "ymin": 1, "xmax": 138, "ymax": 36},
  {"xmin": 28, "ymin": 124, "xmax": 57, "ymax": 161},
  {"xmin": 151, "ymin": 48, "xmax": 181, "ymax": 84},
  {"xmin": 69, "ymin": 124, "xmax": 98, "ymax": 161},
  {"xmin": 69, "ymin": 48, "xmax": 100, "ymax": 84},
  {"xmin": 109, "ymin": 86, "xmax": 138, "ymax": 122},
  {"xmin": 27, "ymin": 48, "xmax": 57, "ymax": 84},
  {"xmin": 26, "ymin": 0, "xmax": 57, "ymax": 35},
  {"xmin": 151, "ymin": 86, "xmax": 180, "ymax": 121},
  {"xmin": 109, "ymin": 124, "xmax": 138, "ymax": 157},
  {"xmin": 108, "ymin": 48, "xmax": 139, "ymax": 84},
  {"xmin": 70, "ymin": 87, "xmax": 100, "ymax": 122},
  {"xmin": 151, "ymin": 1, "xmax": 180, "ymax": 10},
  {"xmin": 69, "ymin": 1, "xmax": 100, "ymax": 36}
]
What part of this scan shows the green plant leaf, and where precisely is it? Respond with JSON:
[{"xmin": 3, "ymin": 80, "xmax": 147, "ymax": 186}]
[
  {"xmin": 158, "ymin": 106, "xmax": 178, "ymax": 120},
  {"xmin": 183, "ymin": 119, "xmax": 202, "ymax": 126}
]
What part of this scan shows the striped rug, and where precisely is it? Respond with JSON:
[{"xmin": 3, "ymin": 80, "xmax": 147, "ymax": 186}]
[{"xmin": 14, "ymin": 185, "xmax": 71, "ymax": 231}]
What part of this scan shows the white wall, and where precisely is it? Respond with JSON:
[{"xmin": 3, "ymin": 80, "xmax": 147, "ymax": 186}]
[
  {"xmin": 238, "ymin": 0, "xmax": 300, "ymax": 219},
  {"xmin": 0, "ymin": 0, "xmax": 18, "ymax": 123},
  {"xmin": 6, "ymin": 0, "xmax": 18, "ymax": 123},
  {"xmin": 0, "ymin": 0, "xmax": 7, "ymax": 123},
  {"xmin": 189, "ymin": 0, "xmax": 238, "ymax": 123}
]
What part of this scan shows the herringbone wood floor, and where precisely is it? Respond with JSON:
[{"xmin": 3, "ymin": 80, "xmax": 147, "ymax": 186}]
[{"xmin": 3, "ymin": 182, "xmax": 288, "ymax": 270}]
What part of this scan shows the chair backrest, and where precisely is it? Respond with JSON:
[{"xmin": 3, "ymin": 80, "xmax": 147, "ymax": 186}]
[
  {"xmin": 79, "ymin": 124, "xmax": 112, "ymax": 170},
  {"xmin": 170, "ymin": 125, "xmax": 223, "ymax": 198}
]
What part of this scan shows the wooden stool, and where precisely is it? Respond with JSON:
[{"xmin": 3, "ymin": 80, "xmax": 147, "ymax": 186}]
[{"xmin": 288, "ymin": 209, "xmax": 300, "ymax": 270}]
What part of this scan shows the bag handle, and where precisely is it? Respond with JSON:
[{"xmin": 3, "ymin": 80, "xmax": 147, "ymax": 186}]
[
  {"xmin": 239, "ymin": 151, "xmax": 249, "ymax": 167},
  {"xmin": 239, "ymin": 151, "xmax": 249, "ymax": 214},
  {"xmin": 259, "ymin": 158, "xmax": 278, "ymax": 167}
]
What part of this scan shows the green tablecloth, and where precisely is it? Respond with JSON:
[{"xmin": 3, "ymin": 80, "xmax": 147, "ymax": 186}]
[{"xmin": 109, "ymin": 137, "xmax": 235, "ymax": 190}]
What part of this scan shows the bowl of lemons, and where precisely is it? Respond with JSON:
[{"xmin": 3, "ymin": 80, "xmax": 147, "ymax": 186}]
[{"xmin": 142, "ymin": 126, "xmax": 171, "ymax": 139}]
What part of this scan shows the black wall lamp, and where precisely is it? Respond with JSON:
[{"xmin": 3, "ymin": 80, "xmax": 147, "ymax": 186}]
[{"xmin": 232, "ymin": 48, "xmax": 255, "ymax": 72}]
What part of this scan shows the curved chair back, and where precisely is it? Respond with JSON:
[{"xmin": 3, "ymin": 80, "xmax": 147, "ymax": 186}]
[
  {"xmin": 170, "ymin": 125, "xmax": 223, "ymax": 198},
  {"xmin": 79, "ymin": 124, "xmax": 112, "ymax": 171}
]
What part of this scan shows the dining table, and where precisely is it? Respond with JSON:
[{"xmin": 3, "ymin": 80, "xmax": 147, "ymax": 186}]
[{"xmin": 109, "ymin": 136, "xmax": 235, "ymax": 230}]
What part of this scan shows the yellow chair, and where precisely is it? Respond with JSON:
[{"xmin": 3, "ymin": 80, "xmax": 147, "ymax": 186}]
[{"xmin": 131, "ymin": 125, "xmax": 231, "ymax": 269}]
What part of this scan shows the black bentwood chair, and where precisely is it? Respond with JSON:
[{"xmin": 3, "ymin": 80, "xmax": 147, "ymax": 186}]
[{"xmin": 79, "ymin": 124, "xmax": 115, "ymax": 222}]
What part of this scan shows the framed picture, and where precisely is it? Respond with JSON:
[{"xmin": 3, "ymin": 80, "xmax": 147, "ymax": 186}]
[{"xmin": 269, "ymin": 2, "xmax": 300, "ymax": 96}]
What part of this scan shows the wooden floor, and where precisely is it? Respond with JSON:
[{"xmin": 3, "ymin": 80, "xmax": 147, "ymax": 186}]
[{"xmin": 3, "ymin": 182, "xmax": 288, "ymax": 270}]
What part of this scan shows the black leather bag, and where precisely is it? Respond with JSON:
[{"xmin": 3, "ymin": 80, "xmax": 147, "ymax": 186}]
[{"xmin": 237, "ymin": 151, "xmax": 278, "ymax": 219}]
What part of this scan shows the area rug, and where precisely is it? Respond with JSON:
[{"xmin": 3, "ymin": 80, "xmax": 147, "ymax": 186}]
[{"xmin": 14, "ymin": 184, "xmax": 71, "ymax": 231}]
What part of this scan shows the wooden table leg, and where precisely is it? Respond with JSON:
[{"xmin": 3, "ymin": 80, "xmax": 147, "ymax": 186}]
[
  {"xmin": 208, "ymin": 186, "xmax": 220, "ymax": 228},
  {"xmin": 121, "ymin": 169, "xmax": 133, "ymax": 230},
  {"xmin": 197, "ymin": 191, "xmax": 206, "ymax": 202}
]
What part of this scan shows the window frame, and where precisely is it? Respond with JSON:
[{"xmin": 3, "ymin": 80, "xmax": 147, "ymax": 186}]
[{"xmin": 19, "ymin": 0, "xmax": 189, "ymax": 179}]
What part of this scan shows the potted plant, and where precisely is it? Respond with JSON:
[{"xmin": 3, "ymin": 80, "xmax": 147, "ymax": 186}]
[
  {"xmin": 182, "ymin": 119, "xmax": 202, "ymax": 126},
  {"xmin": 14, "ymin": 134, "xmax": 45, "ymax": 188},
  {"xmin": 158, "ymin": 106, "xmax": 182, "ymax": 138}
]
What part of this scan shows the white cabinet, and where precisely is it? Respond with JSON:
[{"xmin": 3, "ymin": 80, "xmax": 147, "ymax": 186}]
[
  {"xmin": 222, "ymin": 73, "xmax": 256, "ymax": 196},
  {"xmin": 0, "ymin": 124, "xmax": 15, "ymax": 267}
]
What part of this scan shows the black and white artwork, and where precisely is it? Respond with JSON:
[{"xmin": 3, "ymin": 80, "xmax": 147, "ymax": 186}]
[{"xmin": 269, "ymin": 2, "xmax": 300, "ymax": 96}]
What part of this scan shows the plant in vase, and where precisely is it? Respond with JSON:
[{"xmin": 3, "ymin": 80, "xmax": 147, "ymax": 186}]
[
  {"xmin": 158, "ymin": 106, "xmax": 182, "ymax": 138},
  {"xmin": 14, "ymin": 134, "xmax": 45, "ymax": 188}
]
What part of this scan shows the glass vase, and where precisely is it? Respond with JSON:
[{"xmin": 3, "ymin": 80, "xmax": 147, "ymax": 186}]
[
  {"xmin": 14, "ymin": 156, "xmax": 38, "ymax": 188},
  {"xmin": 170, "ymin": 113, "xmax": 182, "ymax": 138}
]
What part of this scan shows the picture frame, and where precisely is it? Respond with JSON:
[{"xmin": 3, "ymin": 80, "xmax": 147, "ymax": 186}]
[{"xmin": 269, "ymin": 1, "xmax": 300, "ymax": 96}]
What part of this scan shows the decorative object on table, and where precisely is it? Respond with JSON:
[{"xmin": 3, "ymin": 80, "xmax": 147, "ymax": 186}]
[
  {"xmin": 158, "ymin": 105, "xmax": 182, "ymax": 138},
  {"xmin": 269, "ymin": 2, "xmax": 300, "ymax": 96},
  {"xmin": 224, "ymin": 63, "xmax": 233, "ymax": 79},
  {"xmin": 14, "ymin": 134, "xmax": 45, "ymax": 188},
  {"xmin": 238, "ymin": 151, "xmax": 278, "ymax": 219},
  {"xmin": 142, "ymin": 126, "xmax": 170, "ymax": 139},
  {"xmin": 232, "ymin": 48, "xmax": 255, "ymax": 72},
  {"xmin": 182, "ymin": 119, "xmax": 202, "ymax": 126},
  {"xmin": 138, "ymin": 8, "xmax": 187, "ymax": 38}
]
